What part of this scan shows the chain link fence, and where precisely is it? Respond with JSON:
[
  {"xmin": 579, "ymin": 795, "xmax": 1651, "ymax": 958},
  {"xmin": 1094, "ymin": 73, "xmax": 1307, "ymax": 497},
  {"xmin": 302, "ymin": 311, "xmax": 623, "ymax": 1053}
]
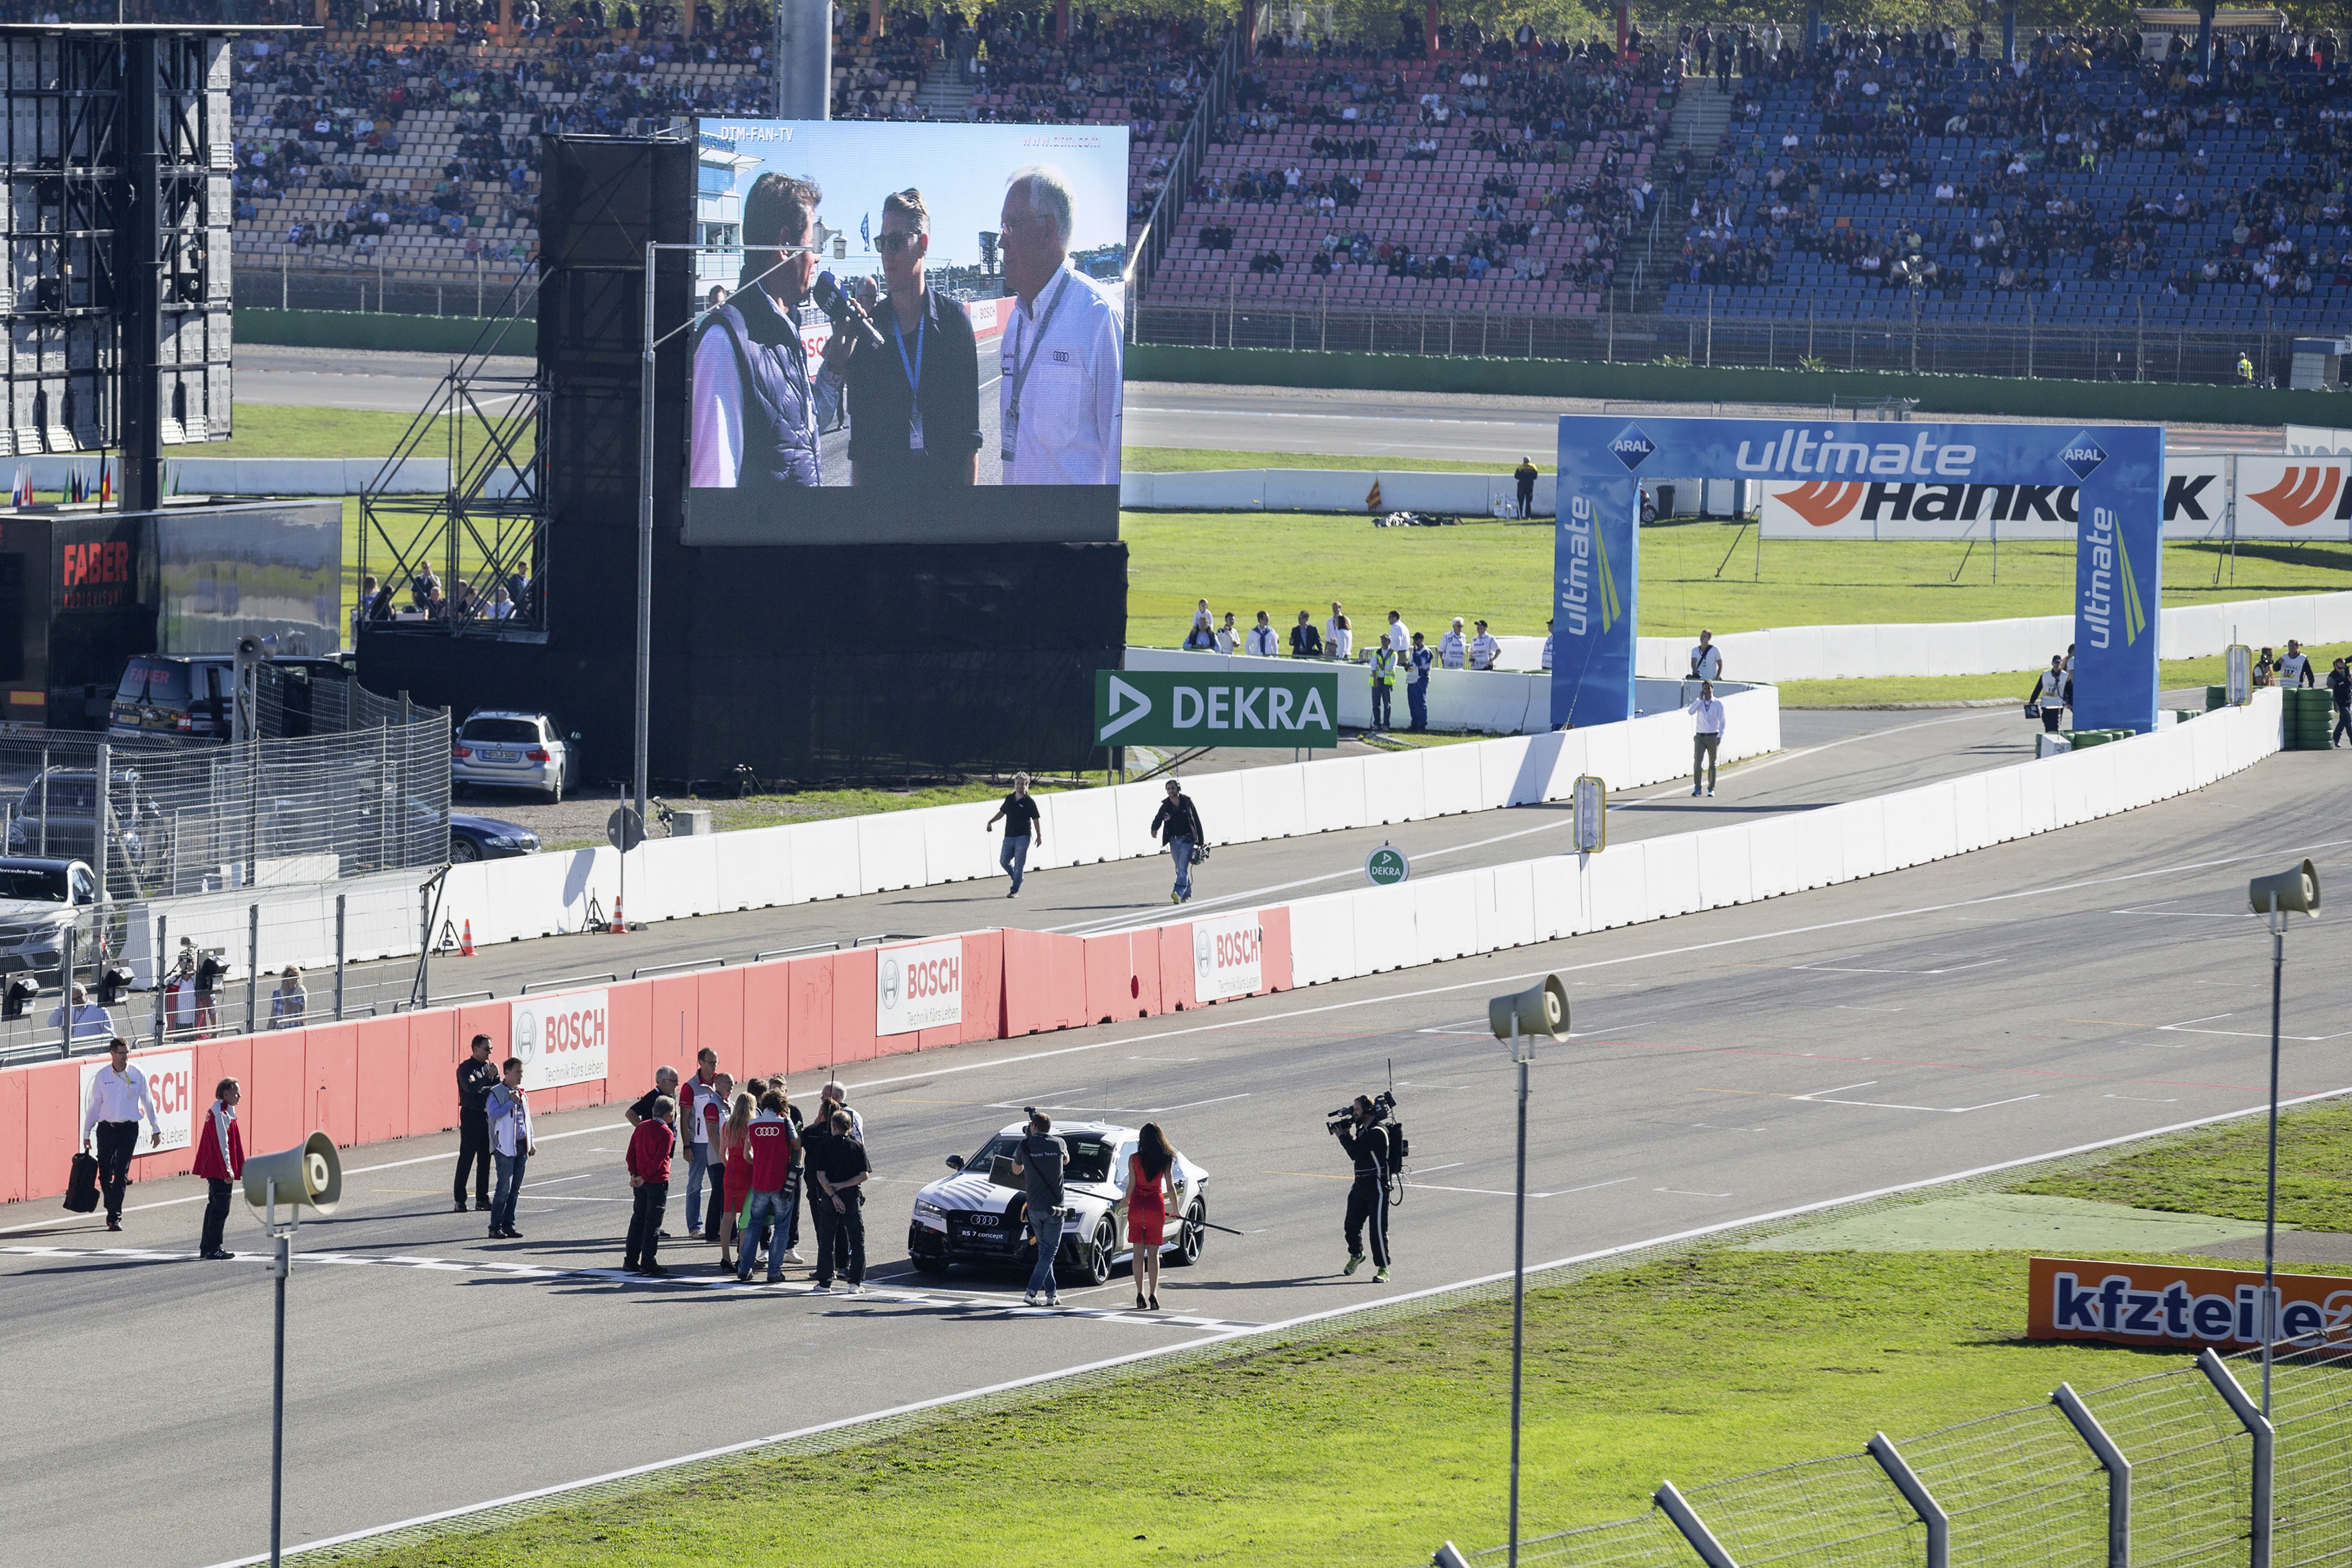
[
  {"xmin": 1133, "ymin": 298, "xmax": 2297, "ymax": 387},
  {"xmin": 1425, "ymin": 1333, "xmax": 2352, "ymax": 1568}
]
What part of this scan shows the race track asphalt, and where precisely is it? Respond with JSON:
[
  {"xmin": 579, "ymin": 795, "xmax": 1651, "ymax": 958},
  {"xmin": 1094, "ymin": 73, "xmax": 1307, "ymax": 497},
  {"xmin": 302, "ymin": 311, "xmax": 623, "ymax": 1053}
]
[{"xmin": 4, "ymin": 717, "xmax": 2343, "ymax": 1568}]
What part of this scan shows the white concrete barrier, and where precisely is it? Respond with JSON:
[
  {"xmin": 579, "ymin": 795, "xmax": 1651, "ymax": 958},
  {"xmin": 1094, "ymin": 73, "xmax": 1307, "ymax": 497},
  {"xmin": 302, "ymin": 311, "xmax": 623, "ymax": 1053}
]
[
  {"xmin": 1271, "ymin": 689, "xmax": 2281, "ymax": 990},
  {"xmin": 1633, "ymin": 592, "xmax": 2352, "ymax": 682},
  {"xmin": 1120, "ymin": 468, "xmax": 1555, "ymax": 518},
  {"xmin": 433, "ymin": 682, "xmax": 1781, "ymax": 948}
]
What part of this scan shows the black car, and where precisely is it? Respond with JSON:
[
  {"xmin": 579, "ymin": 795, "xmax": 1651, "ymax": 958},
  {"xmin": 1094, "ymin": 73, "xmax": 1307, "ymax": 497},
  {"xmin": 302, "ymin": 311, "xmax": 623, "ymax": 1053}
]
[
  {"xmin": 448, "ymin": 811, "xmax": 540, "ymax": 863},
  {"xmin": 109, "ymin": 654, "xmax": 357, "ymax": 742}
]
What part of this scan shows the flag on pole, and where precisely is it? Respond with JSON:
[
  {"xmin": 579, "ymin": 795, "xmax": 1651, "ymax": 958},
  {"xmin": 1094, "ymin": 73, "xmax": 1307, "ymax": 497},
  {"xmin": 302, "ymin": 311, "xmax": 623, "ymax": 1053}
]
[{"xmin": 98, "ymin": 456, "xmax": 111, "ymax": 504}]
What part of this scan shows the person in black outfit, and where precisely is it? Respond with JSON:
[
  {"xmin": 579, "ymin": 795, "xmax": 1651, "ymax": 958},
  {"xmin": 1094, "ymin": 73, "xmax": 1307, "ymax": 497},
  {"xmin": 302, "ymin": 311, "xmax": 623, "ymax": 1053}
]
[
  {"xmin": 809, "ymin": 1108, "xmax": 871, "ymax": 1293},
  {"xmin": 452, "ymin": 1033, "xmax": 498, "ymax": 1212},
  {"xmin": 841, "ymin": 187, "xmax": 982, "ymax": 497},
  {"xmin": 986, "ymin": 772, "xmax": 1045, "ymax": 898},
  {"xmin": 1334, "ymin": 1094, "xmax": 1392, "ymax": 1283},
  {"xmin": 1148, "ymin": 779, "xmax": 1206, "ymax": 904}
]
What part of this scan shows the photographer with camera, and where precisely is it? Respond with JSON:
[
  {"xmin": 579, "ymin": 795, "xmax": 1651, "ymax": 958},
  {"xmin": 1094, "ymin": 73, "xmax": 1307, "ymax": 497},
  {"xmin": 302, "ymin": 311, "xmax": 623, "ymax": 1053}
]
[{"xmin": 1329, "ymin": 1092, "xmax": 1396, "ymax": 1283}]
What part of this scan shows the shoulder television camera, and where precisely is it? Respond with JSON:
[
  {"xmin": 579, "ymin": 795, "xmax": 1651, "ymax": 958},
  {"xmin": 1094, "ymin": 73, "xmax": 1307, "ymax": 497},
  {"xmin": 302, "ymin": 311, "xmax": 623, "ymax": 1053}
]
[{"xmin": 1325, "ymin": 1088, "xmax": 1397, "ymax": 1135}]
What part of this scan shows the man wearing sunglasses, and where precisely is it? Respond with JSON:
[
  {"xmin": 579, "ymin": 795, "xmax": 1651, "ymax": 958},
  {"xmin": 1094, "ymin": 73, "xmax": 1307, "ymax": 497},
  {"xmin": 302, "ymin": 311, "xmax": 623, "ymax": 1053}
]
[
  {"xmin": 690, "ymin": 172, "xmax": 847, "ymax": 494},
  {"xmin": 841, "ymin": 187, "xmax": 981, "ymax": 495}
]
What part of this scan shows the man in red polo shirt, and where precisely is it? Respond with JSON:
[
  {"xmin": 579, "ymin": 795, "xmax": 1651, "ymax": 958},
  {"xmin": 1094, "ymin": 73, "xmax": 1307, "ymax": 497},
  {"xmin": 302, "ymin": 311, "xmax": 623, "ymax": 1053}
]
[{"xmin": 737, "ymin": 1090, "xmax": 796, "ymax": 1284}]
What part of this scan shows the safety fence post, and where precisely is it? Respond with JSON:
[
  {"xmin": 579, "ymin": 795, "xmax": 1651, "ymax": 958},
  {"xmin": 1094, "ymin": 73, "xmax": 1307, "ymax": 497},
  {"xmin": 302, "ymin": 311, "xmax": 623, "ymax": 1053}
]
[
  {"xmin": 2054, "ymin": 1383, "xmax": 2131, "ymax": 1568},
  {"xmin": 1868, "ymin": 1432, "xmax": 1946, "ymax": 1568},
  {"xmin": 56, "ymin": 924, "xmax": 76, "ymax": 1057},
  {"xmin": 333, "ymin": 893, "xmax": 348, "ymax": 1021},
  {"xmin": 2199, "ymin": 1349, "xmax": 2272, "ymax": 1568},
  {"xmin": 246, "ymin": 902, "xmax": 261, "ymax": 1035},
  {"xmin": 1655, "ymin": 1481, "xmax": 1737, "ymax": 1568}
]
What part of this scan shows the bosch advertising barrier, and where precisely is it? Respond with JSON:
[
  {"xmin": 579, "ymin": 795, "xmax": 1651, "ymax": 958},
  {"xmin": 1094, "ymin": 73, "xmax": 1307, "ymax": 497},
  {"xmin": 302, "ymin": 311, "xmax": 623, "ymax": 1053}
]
[
  {"xmin": 509, "ymin": 989, "xmax": 611, "ymax": 1092},
  {"xmin": 1566, "ymin": 418, "xmax": 2163, "ymax": 733}
]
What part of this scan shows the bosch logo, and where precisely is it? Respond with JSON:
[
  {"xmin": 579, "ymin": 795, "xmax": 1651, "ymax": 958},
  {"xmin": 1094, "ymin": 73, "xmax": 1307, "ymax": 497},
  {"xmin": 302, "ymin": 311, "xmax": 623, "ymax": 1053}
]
[
  {"xmin": 904, "ymin": 954, "xmax": 959, "ymax": 999},
  {"xmin": 2059, "ymin": 434, "xmax": 2108, "ymax": 482},
  {"xmin": 1608, "ymin": 424, "xmax": 1656, "ymax": 471},
  {"xmin": 512, "ymin": 1010, "xmax": 537, "ymax": 1063},
  {"xmin": 880, "ymin": 959, "xmax": 901, "ymax": 1009}
]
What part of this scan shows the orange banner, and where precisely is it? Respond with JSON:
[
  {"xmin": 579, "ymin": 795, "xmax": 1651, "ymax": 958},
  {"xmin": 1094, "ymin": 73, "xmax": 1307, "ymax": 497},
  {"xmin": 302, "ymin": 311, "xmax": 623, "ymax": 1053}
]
[{"xmin": 2027, "ymin": 1256, "xmax": 2352, "ymax": 1350}]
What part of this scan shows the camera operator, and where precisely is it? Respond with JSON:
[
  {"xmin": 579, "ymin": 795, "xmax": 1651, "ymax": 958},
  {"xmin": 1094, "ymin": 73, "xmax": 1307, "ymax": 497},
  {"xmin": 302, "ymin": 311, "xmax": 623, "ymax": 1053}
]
[{"xmin": 1332, "ymin": 1094, "xmax": 1392, "ymax": 1283}]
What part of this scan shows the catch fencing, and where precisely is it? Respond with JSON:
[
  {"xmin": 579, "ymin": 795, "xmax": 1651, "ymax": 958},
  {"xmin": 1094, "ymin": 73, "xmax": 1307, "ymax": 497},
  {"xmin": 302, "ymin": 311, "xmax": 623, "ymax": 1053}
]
[
  {"xmin": 1429, "ymin": 1333, "xmax": 2352, "ymax": 1568},
  {"xmin": 1134, "ymin": 297, "xmax": 2297, "ymax": 388},
  {"xmin": 236, "ymin": 257, "xmax": 539, "ymax": 321},
  {"xmin": 0, "ymin": 709, "xmax": 448, "ymax": 902}
]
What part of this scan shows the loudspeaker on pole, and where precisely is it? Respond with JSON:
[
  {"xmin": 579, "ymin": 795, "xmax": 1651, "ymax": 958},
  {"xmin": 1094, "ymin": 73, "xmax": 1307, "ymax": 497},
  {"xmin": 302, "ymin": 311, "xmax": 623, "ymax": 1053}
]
[
  {"xmin": 2246, "ymin": 859, "xmax": 2320, "ymax": 916},
  {"xmin": 243, "ymin": 1131, "xmax": 343, "ymax": 1216},
  {"xmin": 1487, "ymin": 973, "xmax": 1571, "ymax": 1043}
]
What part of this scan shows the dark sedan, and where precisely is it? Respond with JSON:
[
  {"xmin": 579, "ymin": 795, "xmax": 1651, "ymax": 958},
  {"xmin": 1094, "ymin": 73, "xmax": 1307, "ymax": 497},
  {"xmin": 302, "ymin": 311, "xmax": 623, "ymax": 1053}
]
[{"xmin": 449, "ymin": 812, "xmax": 540, "ymax": 863}]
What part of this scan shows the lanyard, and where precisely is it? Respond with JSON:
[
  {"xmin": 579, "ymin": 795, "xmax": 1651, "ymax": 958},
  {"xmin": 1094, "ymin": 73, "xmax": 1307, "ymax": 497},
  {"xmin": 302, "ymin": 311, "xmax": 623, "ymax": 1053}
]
[
  {"xmin": 891, "ymin": 303, "xmax": 925, "ymax": 399},
  {"xmin": 1006, "ymin": 271, "xmax": 1073, "ymax": 424}
]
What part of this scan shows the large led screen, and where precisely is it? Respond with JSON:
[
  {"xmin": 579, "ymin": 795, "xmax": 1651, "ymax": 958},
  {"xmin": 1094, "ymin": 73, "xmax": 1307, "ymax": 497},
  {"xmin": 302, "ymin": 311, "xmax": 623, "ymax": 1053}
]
[{"xmin": 686, "ymin": 119, "xmax": 1129, "ymax": 545}]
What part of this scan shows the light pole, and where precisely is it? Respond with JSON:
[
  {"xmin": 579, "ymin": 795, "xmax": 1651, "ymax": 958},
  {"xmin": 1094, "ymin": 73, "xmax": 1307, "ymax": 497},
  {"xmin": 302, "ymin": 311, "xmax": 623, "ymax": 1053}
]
[
  {"xmin": 1485, "ymin": 974, "xmax": 1570, "ymax": 1568},
  {"xmin": 2244, "ymin": 858, "xmax": 2319, "ymax": 1417}
]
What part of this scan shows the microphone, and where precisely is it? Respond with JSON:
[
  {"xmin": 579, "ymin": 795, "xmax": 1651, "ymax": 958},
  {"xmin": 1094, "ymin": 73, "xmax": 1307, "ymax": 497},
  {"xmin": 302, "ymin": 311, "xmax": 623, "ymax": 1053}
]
[{"xmin": 812, "ymin": 270, "xmax": 886, "ymax": 351}]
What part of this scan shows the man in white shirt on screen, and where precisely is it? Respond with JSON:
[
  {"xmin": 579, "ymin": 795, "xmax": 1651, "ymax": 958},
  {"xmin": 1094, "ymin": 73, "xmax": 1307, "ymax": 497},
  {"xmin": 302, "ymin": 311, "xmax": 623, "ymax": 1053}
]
[{"xmin": 998, "ymin": 165, "xmax": 1124, "ymax": 486}]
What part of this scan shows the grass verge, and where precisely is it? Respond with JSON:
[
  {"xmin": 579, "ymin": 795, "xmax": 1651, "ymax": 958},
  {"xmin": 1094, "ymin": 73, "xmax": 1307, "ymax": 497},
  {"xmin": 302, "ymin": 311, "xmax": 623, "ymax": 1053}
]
[
  {"xmin": 325, "ymin": 1100, "xmax": 2352, "ymax": 1568},
  {"xmin": 1125, "ymin": 445, "xmax": 1507, "ymax": 474},
  {"xmin": 1122, "ymin": 514, "xmax": 2352, "ymax": 651},
  {"xmin": 2010, "ymin": 1100, "xmax": 2352, "ymax": 1231}
]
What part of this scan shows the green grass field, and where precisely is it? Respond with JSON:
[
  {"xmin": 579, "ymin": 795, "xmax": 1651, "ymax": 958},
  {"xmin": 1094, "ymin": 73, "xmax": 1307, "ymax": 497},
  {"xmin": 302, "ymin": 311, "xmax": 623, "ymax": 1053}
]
[
  {"xmin": 1125, "ymin": 513, "xmax": 2352, "ymax": 653},
  {"xmin": 2012, "ymin": 1100, "xmax": 2352, "ymax": 1230},
  {"xmin": 332, "ymin": 1102, "xmax": 2352, "ymax": 1568},
  {"xmin": 1126, "ymin": 445, "xmax": 1501, "ymax": 474},
  {"xmin": 1776, "ymin": 642, "xmax": 2352, "ymax": 707}
]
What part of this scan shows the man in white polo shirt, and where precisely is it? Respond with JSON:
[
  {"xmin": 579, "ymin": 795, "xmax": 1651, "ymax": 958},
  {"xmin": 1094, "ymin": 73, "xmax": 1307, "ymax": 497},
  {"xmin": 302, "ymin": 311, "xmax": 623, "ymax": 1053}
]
[
  {"xmin": 998, "ymin": 165, "xmax": 1123, "ymax": 486},
  {"xmin": 82, "ymin": 1037, "xmax": 160, "ymax": 1231}
]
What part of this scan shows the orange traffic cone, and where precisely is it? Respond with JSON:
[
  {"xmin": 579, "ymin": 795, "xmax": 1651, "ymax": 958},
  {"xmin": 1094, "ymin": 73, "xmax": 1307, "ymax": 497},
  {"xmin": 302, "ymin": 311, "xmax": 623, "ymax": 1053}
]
[
  {"xmin": 459, "ymin": 918, "xmax": 476, "ymax": 958},
  {"xmin": 608, "ymin": 897, "xmax": 626, "ymax": 935}
]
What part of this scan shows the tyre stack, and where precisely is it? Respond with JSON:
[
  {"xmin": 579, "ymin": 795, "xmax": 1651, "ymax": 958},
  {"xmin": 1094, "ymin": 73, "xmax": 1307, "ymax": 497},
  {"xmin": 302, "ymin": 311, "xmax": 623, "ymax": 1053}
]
[{"xmin": 2283, "ymin": 686, "xmax": 2335, "ymax": 751}]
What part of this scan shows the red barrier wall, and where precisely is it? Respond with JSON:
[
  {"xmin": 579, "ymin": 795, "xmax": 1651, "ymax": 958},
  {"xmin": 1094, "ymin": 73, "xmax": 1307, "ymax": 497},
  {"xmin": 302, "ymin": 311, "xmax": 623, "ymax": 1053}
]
[
  {"xmin": 0, "ymin": 906, "xmax": 1286, "ymax": 1206},
  {"xmin": 1260, "ymin": 907, "xmax": 1294, "ymax": 993}
]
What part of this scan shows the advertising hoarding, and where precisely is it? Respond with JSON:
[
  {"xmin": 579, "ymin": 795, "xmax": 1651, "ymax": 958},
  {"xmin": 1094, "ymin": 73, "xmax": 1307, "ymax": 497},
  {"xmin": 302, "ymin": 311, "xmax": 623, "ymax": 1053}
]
[
  {"xmin": 877, "ymin": 937, "xmax": 962, "ymax": 1036},
  {"xmin": 78, "ymin": 1048, "xmax": 194, "ymax": 1156},
  {"xmin": 1094, "ymin": 668, "xmax": 1340, "ymax": 749},
  {"xmin": 1192, "ymin": 910, "xmax": 1264, "ymax": 1001},
  {"xmin": 686, "ymin": 119, "xmax": 1127, "ymax": 546},
  {"xmin": 509, "ymin": 989, "xmax": 611, "ymax": 1092},
  {"xmin": 2028, "ymin": 1255, "xmax": 2352, "ymax": 1349}
]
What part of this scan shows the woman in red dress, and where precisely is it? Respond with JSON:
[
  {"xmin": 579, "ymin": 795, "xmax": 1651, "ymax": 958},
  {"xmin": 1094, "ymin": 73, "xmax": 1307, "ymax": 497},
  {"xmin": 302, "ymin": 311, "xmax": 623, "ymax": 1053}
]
[{"xmin": 1126, "ymin": 1121, "xmax": 1179, "ymax": 1311}]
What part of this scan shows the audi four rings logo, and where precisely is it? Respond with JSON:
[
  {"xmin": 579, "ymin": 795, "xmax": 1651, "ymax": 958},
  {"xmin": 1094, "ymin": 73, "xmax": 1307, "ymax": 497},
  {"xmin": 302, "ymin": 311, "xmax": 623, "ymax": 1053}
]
[
  {"xmin": 880, "ymin": 959, "xmax": 901, "ymax": 1009},
  {"xmin": 512, "ymin": 1010, "xmax": 537, "ymax": 1062}
]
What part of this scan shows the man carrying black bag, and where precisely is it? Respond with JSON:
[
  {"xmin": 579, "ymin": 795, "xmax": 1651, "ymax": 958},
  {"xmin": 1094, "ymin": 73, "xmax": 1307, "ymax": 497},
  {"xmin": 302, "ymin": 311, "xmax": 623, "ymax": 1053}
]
[{"xmin": 81, "ymin": 1037, "xmax": 160, "ymax": 1231}]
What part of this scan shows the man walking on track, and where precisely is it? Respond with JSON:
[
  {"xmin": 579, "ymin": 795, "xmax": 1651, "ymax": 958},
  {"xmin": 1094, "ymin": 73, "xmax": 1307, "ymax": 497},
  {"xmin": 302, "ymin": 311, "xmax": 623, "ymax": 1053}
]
[
  {"xmin": 81, "ymin": 1037, "xmax": 159, "ymax": 1232},
  {"xmin": 1687, "ymin": 679, "xmax": 1725, "ymax": 797},
  {"xmin": 625, "ymin": 1095, "xmax": 676, "ymax": 1277},
  {"xmin": 987, "ymin": 773, "xmax": 1044, "ymax": 898},
  {"xmin": 1150, "ymin": 779, "xmax": 1206, "ymax": 904},
  {"xmin": 453, "ymin": 1033, "xmax": 497, "ymax": 1213}
]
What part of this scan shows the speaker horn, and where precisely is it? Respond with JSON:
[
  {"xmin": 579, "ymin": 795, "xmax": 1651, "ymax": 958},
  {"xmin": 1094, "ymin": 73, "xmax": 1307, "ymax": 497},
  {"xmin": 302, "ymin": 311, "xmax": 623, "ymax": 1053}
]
[
  {"xmin": 243, "ymin": 1131, "xmax": 343, "ymax": 1216},
  {"xmin": 1488, "ymin": 974, "xmax": 1571, "ymax": 1042},
  {"xmin": 2247, "ymin": 859, "xmax": 2320, "ymax": 917}
]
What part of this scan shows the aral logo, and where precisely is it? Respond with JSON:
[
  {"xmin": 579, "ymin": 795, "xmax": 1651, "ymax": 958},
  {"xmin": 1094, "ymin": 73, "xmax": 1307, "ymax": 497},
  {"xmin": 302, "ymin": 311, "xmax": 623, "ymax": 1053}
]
[
  {"xmin": 2059, "ymin": 433, "xmax": 2108, "ymax": 482},
  {"xmin": 2245, "ymin": 465, "xmax": 2343, "ymax": 528},
  {"xmin": 1775, "ymin": 480, "xmax": 1866, "ymax": 527},
  {"xmin": 1608, "ymin": 424, "xmax": 1656, "ymax": 471}
]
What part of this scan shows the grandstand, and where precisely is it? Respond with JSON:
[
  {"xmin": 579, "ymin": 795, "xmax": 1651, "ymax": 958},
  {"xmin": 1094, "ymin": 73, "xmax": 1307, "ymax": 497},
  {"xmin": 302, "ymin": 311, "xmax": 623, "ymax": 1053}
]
[
  {"xmin": 222, "ymin": 4, "xmax": 2352, "ymax": 383},
  {"xmin": 1664, "ymin": 21, "xmax": 2352, "ymax": 342}
]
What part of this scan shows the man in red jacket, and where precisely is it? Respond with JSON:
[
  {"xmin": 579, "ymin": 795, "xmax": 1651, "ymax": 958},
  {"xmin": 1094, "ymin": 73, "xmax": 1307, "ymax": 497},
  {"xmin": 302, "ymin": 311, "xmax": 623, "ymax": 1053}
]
[
  {"xmin": 625, "ymin": 1096, "xmax": 676, "ymax": 1278},
  {"xmin": 190, "ymin": 1078, "xmax": 245, "ymax": 1260}
]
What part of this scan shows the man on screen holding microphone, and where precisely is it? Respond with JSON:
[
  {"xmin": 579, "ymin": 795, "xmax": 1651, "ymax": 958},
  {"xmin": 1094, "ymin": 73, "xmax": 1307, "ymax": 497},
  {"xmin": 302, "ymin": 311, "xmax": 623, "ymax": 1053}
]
[
  {"xmin": 998, "ymin": 165, "xmax": 1123, "ymax": 485},
  {"xmin": 843, "ymin": 188, "xmax": 981, "ymax": 495},
  {"xmin": 690, "ymin": 172, "xmax": 849, "ymax": 493}
]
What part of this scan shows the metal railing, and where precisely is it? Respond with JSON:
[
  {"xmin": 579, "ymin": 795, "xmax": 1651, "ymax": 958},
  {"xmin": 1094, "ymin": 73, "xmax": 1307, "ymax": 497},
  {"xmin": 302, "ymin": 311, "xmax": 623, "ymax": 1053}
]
[
  {"xmin": 1132, "ymin": 294, "xmax": 2298, "ymax": 387},
  {"xmin": 1123, "ymin": 12, "xmax": 1254, "ymax": 305},
  {"xmin": 235, "ymin": 256, "xmax": 540, "ymax": 321},
  {"xmin": 1420, "ymin": 1333, "xmax": 2352, "ymax": 1568}
]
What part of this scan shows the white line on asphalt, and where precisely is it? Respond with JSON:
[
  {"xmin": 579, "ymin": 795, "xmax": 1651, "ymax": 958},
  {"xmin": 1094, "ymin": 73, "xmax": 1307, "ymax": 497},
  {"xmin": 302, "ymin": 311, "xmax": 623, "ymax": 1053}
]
[{"xmin": 192, "ymin": 1076, "xmax": 2352, "ymax": 1568}]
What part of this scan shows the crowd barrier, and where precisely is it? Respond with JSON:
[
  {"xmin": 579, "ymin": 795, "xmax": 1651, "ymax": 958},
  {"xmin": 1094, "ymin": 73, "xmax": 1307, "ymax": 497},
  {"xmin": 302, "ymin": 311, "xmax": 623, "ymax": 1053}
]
[
  {"xmin": 1624, "ymin": 591, "xmax": 2352, "ymax": 683},
  {"xmin": 434, "ymin": 683, "xmax": 1780, "ymax": 946},
  {"xmin": 0, "ymin": 691, "xmax": 2278, "ymax": 1206}
]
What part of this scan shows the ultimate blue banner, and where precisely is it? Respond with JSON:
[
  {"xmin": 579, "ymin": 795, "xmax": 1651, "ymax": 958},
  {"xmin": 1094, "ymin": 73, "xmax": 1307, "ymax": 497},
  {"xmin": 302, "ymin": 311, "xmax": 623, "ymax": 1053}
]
[{"xmin": 1555, "ymin": 416, "xmax": 2164, "ymax": 734}]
